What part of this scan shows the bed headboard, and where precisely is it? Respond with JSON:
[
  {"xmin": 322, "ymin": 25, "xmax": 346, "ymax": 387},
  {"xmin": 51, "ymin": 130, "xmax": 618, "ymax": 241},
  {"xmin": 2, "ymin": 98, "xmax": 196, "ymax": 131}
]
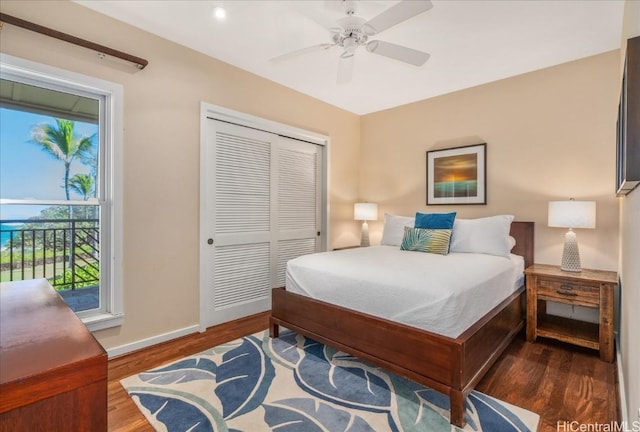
[{"xmin": 510, "ymin": 221, "xmax": 534, "ymax": 269}]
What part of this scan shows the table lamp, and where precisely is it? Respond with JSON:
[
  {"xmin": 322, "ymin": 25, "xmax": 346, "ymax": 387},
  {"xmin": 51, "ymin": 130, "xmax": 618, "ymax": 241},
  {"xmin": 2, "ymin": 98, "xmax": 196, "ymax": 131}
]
[
  {"xmin": 354, "ymin": 203, "xmax": 378, "ymax": 247},
  {"xmin": 548, "ymin": 199, "xmax": 596, "ymax": 272}
]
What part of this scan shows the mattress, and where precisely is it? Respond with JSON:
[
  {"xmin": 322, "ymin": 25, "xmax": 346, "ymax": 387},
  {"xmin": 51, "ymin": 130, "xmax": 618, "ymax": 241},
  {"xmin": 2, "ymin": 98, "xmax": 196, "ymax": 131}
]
[{"xmin": 285, "ymin": 245, "xmax": 525, "ymax": 338}]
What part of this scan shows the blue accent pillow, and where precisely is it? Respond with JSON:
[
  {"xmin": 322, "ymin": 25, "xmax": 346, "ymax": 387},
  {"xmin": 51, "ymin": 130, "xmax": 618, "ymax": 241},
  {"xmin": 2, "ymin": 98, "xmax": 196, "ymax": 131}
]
[{"xmin": 414, "ymin": 212, "xmax": 457, "ymax": 229}]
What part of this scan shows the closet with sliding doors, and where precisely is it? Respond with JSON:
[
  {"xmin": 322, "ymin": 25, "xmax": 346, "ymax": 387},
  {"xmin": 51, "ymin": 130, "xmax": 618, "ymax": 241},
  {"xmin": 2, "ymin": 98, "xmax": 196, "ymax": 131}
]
[{"xmin": 199, "ymin": 105, "xmax": 328, "ymax": 328}]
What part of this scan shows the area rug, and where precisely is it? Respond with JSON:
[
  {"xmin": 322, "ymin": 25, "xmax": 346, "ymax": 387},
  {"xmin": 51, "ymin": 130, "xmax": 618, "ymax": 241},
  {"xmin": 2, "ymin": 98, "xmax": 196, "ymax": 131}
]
[{"xmin": 121, "ymin": 330, "xmax": 539, "ymax": 432}]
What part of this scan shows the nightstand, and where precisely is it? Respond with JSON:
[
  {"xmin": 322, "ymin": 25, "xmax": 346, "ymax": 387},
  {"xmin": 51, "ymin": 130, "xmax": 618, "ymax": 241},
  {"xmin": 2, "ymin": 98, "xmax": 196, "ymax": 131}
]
[{"xmin": 524, "ymin": 264, "xmax": 618, "ymax": 362}]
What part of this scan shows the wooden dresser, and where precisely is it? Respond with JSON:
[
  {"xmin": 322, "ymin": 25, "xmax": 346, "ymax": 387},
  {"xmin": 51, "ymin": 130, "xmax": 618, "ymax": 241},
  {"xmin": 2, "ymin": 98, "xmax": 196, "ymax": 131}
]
[{"xmin": 0, "ymin": 279, "xmax": 107, "ymax": 431}]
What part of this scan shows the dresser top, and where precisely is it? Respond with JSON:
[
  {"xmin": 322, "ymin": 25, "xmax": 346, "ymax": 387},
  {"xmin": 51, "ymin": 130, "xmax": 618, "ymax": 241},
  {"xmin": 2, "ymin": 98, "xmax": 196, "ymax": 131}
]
[
  {"xmin": 524, "ymin": 264, "xmax": 618, "ymax": 284},
  {"xmin": 0, "ymin": 279, "xmax": 106, "ymax": 386}
]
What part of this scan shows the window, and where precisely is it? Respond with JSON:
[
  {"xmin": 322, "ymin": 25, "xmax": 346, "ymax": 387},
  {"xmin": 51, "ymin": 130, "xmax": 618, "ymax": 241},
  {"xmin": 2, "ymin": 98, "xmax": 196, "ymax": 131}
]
[{"xmin": 0, "ymin": 54, "xmax": 123, "ymax": 330}]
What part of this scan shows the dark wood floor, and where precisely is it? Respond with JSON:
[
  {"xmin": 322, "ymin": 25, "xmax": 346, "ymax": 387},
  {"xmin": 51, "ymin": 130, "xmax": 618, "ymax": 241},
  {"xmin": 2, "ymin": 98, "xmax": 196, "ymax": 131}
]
[
  {"xmin": 476, "ymin": 336, "xmax": 619, "ymax": 431},
  {"xmin": 108, "ymin": 312, "xmax": 619, "ymax": 432}
]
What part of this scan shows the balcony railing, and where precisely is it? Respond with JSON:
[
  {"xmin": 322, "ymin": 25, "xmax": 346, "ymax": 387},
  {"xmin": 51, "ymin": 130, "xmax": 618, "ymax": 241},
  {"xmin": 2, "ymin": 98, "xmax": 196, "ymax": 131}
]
[{"xmin": 0, "ymin": 218, "xmax": 99, "ymax": 291}]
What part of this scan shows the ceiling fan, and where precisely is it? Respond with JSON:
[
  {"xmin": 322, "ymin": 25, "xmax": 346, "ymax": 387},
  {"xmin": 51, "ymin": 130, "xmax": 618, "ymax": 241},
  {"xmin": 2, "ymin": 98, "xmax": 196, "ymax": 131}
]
[{"xmin": 271, "ymin": 0, "xmax": 433, "ymax": 84}]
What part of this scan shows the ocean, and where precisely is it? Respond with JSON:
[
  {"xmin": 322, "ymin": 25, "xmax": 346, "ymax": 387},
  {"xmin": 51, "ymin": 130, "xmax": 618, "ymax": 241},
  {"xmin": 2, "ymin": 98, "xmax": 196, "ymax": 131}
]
[{"xmin": 0, "ymin": 223, "xmax": 23, "ymax": 247}]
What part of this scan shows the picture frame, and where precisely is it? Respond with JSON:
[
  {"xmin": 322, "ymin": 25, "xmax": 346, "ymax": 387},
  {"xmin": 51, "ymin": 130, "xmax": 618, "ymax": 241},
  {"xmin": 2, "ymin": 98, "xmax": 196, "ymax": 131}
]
[{"xmin": 426, "ymin": 143, "xmax": 486, "ymax": 205}]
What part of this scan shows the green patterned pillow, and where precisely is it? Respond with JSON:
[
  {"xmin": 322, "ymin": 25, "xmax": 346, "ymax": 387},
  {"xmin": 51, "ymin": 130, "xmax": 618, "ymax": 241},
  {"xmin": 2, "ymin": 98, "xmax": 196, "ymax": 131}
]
[{"xmin": 400, "ymin": 226, "xmax": 452, "ymax": 255}]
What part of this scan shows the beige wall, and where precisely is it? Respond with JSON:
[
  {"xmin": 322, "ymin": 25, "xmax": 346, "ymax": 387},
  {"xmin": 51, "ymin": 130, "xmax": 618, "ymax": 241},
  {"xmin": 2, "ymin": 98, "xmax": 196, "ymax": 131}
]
[
  {"xmin": 619, "ymin": 0, "xmax": 640, "ymax": 424},
  {"xmin": 360, "ymin": 51, "xmax": 621, "ymax": 272},
  {"xmin": 1, "ymin": 10, "xmax": 634, "ymax": 422},
  {"xmin": 0, "ymin": 0, "xmax": 361, "ymax": 350},
  {"xmin": 620, "ymin": 189, "xmax": 639, "ymax": 424}
]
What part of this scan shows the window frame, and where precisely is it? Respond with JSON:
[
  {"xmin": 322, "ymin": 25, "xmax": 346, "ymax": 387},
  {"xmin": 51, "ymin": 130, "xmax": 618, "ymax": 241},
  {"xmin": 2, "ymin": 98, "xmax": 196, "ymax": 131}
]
[{"xmin": 0, "ymin": 53, "xmax": 124, "ymax": 331}]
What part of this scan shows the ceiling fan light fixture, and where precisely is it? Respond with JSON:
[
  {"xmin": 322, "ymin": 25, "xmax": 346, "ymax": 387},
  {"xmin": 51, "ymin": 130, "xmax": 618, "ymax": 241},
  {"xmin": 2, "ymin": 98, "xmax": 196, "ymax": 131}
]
[{"xmin": 343, "ymin": 37, "xmax": 358, "ymax": 54}]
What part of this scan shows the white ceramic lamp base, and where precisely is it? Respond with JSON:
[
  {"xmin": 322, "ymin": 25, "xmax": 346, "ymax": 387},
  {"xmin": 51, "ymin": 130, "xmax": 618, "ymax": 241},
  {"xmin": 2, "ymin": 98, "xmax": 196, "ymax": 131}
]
[
  {"xmin": 360, "ymin": 221, "xmax": 370, "ymax": 247},
  {"xmin": 561, "ymin": 228, "xmax": 582, "ymax": 272}
]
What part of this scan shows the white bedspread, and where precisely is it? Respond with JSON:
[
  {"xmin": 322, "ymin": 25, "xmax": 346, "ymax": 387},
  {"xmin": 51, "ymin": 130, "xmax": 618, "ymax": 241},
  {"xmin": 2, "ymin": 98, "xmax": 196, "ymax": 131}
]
[{"xmin": 285, "ymin": 246, "xmax": 525, "ymax": 338}]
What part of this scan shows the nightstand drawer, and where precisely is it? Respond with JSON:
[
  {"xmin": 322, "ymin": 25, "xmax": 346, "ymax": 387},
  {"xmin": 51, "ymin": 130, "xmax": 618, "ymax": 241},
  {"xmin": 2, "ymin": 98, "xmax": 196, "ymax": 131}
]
[{"xmin": 536, "ymin": 278, "xmax": 599, "ymax": 306}]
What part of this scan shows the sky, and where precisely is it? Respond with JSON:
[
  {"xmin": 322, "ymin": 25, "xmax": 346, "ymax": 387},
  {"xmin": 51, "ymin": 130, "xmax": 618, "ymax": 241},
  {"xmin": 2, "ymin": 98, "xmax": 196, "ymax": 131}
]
[{"xmin": 0, "ymin": 107, "xmax": 99, "ymax": 220}]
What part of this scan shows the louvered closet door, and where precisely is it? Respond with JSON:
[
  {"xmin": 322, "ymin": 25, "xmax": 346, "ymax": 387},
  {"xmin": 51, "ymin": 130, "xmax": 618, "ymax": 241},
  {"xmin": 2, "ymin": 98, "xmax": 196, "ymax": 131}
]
[
  {"xmin": 273, "ymin": 137, "xmax": 322, "ymax": 288},
  {"xmin": 204, "ymin": 120, "xmax": 273, "ymax": 326},
  {"xmin": 203, "ymin": 119, "xmax": 322, "ymax": 327}
]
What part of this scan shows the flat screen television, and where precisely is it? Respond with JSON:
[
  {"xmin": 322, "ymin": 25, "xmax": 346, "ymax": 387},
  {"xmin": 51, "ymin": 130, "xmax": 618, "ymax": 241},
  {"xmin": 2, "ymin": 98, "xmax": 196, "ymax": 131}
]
[{"xmin": 616, "ymin": 35, "xmax": 640, "ymax": 196}]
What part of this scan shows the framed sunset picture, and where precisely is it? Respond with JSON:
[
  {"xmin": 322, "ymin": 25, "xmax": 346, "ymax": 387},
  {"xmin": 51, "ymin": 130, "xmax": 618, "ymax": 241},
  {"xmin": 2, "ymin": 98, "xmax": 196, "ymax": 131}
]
[{"xmin": 426, "ymin": 143, "xmax": 486, "ymax": 205}]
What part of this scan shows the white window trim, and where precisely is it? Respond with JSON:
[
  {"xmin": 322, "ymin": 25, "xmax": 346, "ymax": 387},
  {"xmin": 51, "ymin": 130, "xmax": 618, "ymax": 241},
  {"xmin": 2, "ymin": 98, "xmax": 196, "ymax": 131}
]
[{"xmin": 0, "ymin": 54, "xmax": 124, "ymax": 331}]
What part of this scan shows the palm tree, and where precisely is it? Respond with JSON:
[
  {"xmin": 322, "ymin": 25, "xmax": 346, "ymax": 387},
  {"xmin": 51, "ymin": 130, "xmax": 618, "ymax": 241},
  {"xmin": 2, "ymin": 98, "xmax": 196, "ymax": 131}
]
[
  {"xmin": 68, "ymin": 174, "xmax": 94, "ymax": 220},
  {"xmin": 30, "ymin": 119, "xmax": 95, "ymax": 201},
  {"xmin": 68, "ymin": 174, "xmax": 94, "ymax": 201}
]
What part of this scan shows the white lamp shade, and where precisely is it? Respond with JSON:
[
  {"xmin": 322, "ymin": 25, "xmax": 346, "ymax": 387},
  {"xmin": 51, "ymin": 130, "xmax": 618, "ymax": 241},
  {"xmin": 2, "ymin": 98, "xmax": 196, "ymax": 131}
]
[
  {"xmin": 548, "ymin": 201, "xmax": 596, "ymax": 229},
  {"xmin": 354, "ymin": 203, "xmax": 378, "ymax": 221}
]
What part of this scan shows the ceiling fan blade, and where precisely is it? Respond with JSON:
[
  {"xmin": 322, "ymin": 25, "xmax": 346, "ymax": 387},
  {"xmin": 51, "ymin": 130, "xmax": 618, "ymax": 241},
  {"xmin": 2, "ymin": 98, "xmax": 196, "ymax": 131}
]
[
  {"xmin": 270, "ymin": 43, "xmax": 335, "ymax": 62},
  {"xmin": 366, "ymin": 40, "xmax": 430, "ymax": 66},
  {"xmin": 363, "ymin": 0, "xmax": 433, "ymax": 36},
  {"xmin": 336, "ymin": 54, "xmax": 354, "ymax": 84}
]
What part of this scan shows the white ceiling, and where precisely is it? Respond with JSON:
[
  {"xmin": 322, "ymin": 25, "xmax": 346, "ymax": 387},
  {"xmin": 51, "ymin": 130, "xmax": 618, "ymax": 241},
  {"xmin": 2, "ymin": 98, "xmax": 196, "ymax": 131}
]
[{"xmin": 76, "ymin": 0, "xmax": 625, "ymax": 115}]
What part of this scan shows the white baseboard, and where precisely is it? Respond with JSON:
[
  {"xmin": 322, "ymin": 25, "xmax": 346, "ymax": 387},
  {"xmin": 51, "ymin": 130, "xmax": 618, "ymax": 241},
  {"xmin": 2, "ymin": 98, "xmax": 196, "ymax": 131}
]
[{"xmin": 106, "ymin": 324, "xmax": 201, "ymax": 359}]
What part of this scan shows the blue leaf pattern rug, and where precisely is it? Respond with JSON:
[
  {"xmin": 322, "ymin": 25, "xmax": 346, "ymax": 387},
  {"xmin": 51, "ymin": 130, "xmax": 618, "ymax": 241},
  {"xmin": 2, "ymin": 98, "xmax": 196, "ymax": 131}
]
[{"xmin": 121, "ymin": 330, "xmax": 539, "ymax": 432}]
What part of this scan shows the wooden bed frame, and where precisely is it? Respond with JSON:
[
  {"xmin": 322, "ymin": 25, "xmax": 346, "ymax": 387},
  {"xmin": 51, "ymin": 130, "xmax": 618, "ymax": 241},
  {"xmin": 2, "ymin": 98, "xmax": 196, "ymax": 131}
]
[{"xmin": 270, "ymin": 221, "xmax": 534, "ymax": 428}]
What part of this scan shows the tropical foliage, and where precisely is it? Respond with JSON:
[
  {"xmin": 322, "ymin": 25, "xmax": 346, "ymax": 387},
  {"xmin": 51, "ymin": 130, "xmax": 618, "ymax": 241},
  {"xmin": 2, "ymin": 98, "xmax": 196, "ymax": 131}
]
[
  {"xmin": 30, "ymin": 118, "xmax": 96, "ymax": 200},
  {"xmin": 68, "ymin": 174, "xmax": 94, "ymax": 201},
  {"xmin": 1, "ymin": 118, "xmax": 100, "ymax": 291},
  {"xmin": 51, "ymin": 263, "xmax": 99, "ymax": 290}
]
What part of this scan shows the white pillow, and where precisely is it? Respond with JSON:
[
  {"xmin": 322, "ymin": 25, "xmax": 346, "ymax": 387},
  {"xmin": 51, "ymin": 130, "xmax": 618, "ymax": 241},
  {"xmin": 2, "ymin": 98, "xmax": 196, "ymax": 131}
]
[
  {"xmin": 380, "ymin": 213, "xmax": 415, "ymax": 246},
  {"xmin": 508, "ymin": 235, "xmax": 517, "ymax": 251},
  {"xmin": 450, "ymin": 215, "xmax": 515, "ymax": 258}
]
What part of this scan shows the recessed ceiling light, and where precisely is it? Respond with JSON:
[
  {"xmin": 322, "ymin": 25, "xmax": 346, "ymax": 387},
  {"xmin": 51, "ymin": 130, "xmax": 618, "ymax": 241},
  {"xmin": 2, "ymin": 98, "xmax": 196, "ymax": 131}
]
[{"xmin": 213, "ymin": 6, "xmax": 226, "ymax": 21}]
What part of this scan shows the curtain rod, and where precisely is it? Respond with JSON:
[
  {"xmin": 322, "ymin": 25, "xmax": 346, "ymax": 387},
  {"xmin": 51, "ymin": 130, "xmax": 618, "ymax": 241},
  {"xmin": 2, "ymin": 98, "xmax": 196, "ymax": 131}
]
[{"xmin": 0, "ymin": 13, "xmax": 148, "ymax": 70}]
